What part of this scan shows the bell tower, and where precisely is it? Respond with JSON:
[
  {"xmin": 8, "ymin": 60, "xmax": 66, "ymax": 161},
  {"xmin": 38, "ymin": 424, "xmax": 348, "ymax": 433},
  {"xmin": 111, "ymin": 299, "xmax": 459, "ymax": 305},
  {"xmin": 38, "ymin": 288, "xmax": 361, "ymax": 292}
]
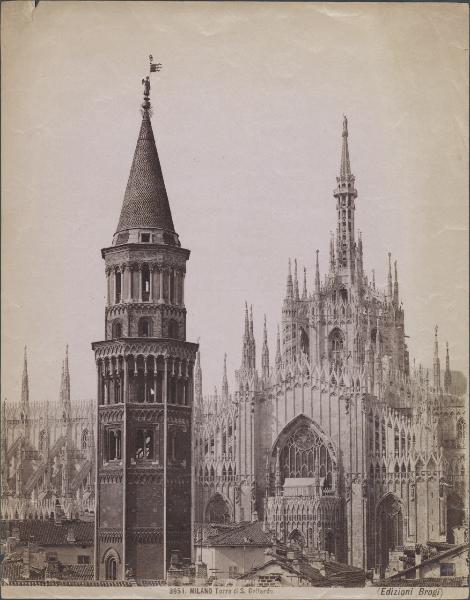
[{"xmin": 92, "ymin": 59, "xmax": 198, "ymax": 581}]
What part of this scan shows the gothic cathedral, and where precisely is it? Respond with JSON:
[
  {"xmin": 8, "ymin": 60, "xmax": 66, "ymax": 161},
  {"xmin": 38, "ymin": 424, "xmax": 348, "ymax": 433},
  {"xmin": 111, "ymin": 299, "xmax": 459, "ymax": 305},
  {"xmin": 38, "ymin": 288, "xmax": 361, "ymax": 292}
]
[{"xmin": 194, "ymin": 117, "xmax": 467, "ymax": 577}]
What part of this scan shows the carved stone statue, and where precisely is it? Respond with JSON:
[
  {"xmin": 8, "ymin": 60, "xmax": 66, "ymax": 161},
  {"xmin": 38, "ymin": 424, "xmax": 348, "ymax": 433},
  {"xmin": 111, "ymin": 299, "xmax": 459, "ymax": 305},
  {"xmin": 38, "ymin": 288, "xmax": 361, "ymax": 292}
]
[{"xmin": 142, "ymin": 76, "xmax": 150, "ymax": 97}]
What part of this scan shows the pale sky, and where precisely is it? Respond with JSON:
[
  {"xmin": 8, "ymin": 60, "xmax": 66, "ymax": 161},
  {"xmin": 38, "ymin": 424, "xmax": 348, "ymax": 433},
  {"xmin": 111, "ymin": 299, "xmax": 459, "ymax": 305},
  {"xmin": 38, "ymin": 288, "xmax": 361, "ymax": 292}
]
[{"xmin": 1, "ymin": 1, "xmax": 468, "ymax": 404}]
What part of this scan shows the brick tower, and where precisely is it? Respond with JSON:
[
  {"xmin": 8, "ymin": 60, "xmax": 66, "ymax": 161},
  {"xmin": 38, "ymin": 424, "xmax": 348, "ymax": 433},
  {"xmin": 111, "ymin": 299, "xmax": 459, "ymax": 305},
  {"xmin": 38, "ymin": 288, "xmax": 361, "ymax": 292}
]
[{"xmin": 92, "ymin": 63, "xmax": 198, "ymax": 581}]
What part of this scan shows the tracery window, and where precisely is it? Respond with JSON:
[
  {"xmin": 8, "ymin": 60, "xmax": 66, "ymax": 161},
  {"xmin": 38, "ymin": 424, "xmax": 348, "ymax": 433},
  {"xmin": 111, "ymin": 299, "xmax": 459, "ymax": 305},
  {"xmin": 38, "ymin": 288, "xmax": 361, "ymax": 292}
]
[
  {"xmin": 279, "ymin": 424, "xmax": 333, "ymax": 487},
  {"xmin": 39, "ymin": 429, "xmax": 47, "ymax": 451},
  {"xmin": 81, "ymin": 429, "xmax": 88, "ymax": 450},
  {"xmin": 328, "ymin": 329, "xmax": 344, "ymax": 365}
]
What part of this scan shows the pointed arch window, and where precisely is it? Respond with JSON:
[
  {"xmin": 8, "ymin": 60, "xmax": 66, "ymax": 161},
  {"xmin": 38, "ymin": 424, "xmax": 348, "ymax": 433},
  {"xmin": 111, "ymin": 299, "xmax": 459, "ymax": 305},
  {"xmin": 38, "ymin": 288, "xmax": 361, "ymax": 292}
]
[
  {"xmin": 112, "ymin": 321, "xmax": 122, "ymax": 339},
  {"xmin": 39, "ymin": 430, "xmax": 47, "ymax": 451},
  {"xmin": 328, "ymin": 328, "xmax": 344, "ymax": 365},
  {"xmin": 138, "ymin": 318, "xmax": 152, "ymax": 337},
  {"xmin": 81, "ymin": 429, "xmax": 88, "ymax": 450},
  {"xmin": 105, "ymin": 556, "xmax": 118, "ymax": 580}
]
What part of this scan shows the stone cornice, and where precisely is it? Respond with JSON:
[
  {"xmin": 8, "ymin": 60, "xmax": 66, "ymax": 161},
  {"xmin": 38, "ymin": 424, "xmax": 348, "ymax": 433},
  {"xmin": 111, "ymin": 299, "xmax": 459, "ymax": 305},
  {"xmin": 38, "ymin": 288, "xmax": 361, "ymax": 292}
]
[
  {"xmin": 101, "ymin": 243, "xmax": 190, "ymax": 261},
  {"xmin": 92, "ymin": 338, "xmax": 199, "ymax": 361}
]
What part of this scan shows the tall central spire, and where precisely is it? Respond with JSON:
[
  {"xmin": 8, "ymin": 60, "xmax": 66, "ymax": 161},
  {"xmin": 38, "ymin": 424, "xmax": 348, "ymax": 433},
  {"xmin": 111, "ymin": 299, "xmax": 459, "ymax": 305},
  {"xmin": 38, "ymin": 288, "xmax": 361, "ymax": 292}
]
[
  {"xmin": 340, "ymin": 115, "xmax": 352, "ymax": 180},
  {"xmin": 334, "ymin": 116, "xmax": 357, "ymax": 276},
  {"xmin": 114, "ymin": 61, "xmax": 178, "ymax": 246},
  {"xmin": 21, "ymin": 346, "xmax": 29, "ymax": 409}
]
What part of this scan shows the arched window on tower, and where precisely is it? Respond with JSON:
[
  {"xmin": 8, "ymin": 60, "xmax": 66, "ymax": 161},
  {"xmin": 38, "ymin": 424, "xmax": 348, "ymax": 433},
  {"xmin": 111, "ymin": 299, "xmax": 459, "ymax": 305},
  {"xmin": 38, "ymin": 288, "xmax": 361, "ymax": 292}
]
[
  {"xmin": 168, "ymin": 320, "xmax": 178, "ymax": 339},
  {"xmin": 169, "ymin": 271, "xmax": 175, "ymax": 304},
  {"xmin": 339, "ymin": 288, "xmax": 348, "ymax": 303},
  {"xmin": 112, "ymin": 320, "xmax": 122, "ymax": 339},
  {"xmin": 105, "ymin": 556, "xmax": 118, "ymax": 580},
  {"xmin": 457, "ymin": 418, "xmax": 465, "ymax": 448},
  {"xmin": 138, "ymin": 318, "xmax": 152, "ymax": 337},
  {"xmin": 39, "ymin": 430, "xmax": 47, "ymax": 451},
  {"xmin": 115, "ymin": 271, "xmax": 121, "ymax": 304},
  {"xmin": 142, "ymin": 264, "xmax": 150, "ymax": 302}
]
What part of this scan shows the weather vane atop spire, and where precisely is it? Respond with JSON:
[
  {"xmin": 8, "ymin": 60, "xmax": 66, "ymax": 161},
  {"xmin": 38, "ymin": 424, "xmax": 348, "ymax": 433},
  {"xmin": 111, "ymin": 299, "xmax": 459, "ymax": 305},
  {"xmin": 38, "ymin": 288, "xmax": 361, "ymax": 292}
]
[{"xmin": 142, "ymin": 55, "xmax": 162, "ymax": 111}]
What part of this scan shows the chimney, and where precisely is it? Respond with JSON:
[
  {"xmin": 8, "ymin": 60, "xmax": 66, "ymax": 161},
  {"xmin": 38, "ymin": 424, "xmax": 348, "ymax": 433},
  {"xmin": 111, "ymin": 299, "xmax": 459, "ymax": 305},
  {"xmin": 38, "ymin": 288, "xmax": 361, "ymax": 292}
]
[{"xmin": 66, "ymin": 525, "xmax": 76, "ymax": 543}]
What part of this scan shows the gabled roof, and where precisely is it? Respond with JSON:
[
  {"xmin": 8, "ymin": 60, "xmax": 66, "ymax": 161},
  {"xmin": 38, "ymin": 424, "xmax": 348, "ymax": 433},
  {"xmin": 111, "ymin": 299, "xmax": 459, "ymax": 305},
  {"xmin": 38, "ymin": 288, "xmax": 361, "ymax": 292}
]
[
  {"xmin": 237, "ymin": 557, "xmax": 328, "ymax": 586},
  {"xmin": 387, "ymin": 543, "xmax": 468, "ymax": 580},
  {"xmin": 116, "ymin": 110, "xmax": 175, "ymax": 234},
  {"xmin": 194, "ymin": 521, "xmax": 272, "ymax": 547}
]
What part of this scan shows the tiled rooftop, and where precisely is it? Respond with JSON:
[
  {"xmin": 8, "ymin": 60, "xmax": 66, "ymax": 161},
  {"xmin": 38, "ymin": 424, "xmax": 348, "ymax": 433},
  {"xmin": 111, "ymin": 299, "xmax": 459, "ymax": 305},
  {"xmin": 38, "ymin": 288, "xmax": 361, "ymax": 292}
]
[
  {"xmin": 1, "ymin": 520, "xmax": 94, "ymax": 546},
  {"xmin": 116, "ymin": 111, "xmax": 175, "ymax": 234},
  {"xmin": 194, "ymin": 521, "xmax": 273, "ymax": 547}
]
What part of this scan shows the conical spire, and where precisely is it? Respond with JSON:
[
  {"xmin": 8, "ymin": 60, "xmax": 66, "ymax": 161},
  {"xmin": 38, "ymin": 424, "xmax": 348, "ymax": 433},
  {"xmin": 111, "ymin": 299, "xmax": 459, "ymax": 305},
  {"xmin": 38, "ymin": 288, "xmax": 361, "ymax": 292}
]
[
  {"xmin": 60, "ymin": 345, "xmax": 71, "ymax": 411},
  {"xmin": 329, "ymin": 235, "xmax": 335, "ymax": 273},
  {"xmin": 340, "ymin": 115, "xmax": 351, "ymax": 180},
  {"xmin": 387, "ymin": 253, "xmax": 393, "ymax": 298},
  {"xmin": 444, "ymin": 342, "xmax": 452, "ymax": 392},
  {"xmin": 375, "ymin": 318, "xmax": 381, "ymax": 357},
  {"xmin": 262, "ymin": 315, "xmax": 270, "ymax": 379},
  {"xmin": 302, "ymin": 267, "xmax": 307, "ymax": 300},
  {"xmin": 393, "ymin": 260, "xmax": 399, "ymax": 305},
  {"xmin": 372, "ymin": 269, "xmax": 376, "ymax": 290},
  {"xmin": 286, "ymin": 259, "xmax": 294, "ymax": 299},
  {"xmin": 294, "ymin": 259, "xmax": 300, "ymax": 300},
  {"xmin": 433, "ymin": 325, "xmax": 441, "ymax": 391},
  {"xmin": 194, "ymin": 348, "xmax": 202, "ymax": 405},
  {"xmin": 244, "ymin": 301, "xmax": 250, "ymax": 338},
  {"xmin": 21, "ymin": 346, "xmax": 29, "ymax": 409},
  {"xmin": 275, "ymin": 325, "xmax": 282, "ymax": 369},
  {"xmin": 250, "ymin": 305, "xmax": 256, "ymax": 370},
  {"xmin": 222, "ymin": 353, "xmax": 229, "ymax": 398},
  {"xmin": 242, "ymin": 303, "xmax": 255, "ymax": 371},
  {"xmin": 315, "ymin": 250, "xmax": 320, "ymax": 294},
  {"xmin": 115, "ymin": 75, "xmax": 176, "ymax": 240}
]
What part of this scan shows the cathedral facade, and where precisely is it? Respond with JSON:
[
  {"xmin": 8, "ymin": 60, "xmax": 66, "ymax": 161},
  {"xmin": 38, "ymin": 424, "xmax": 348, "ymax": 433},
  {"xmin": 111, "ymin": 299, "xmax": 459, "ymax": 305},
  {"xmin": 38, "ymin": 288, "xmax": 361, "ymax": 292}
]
[
  {"xmin": 193, "ymin": 117, "xmax": 468, "ymax": 576},
  {"xmin": 1, "ymin": 348, "xmax": 95, "ymax": 523}
]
